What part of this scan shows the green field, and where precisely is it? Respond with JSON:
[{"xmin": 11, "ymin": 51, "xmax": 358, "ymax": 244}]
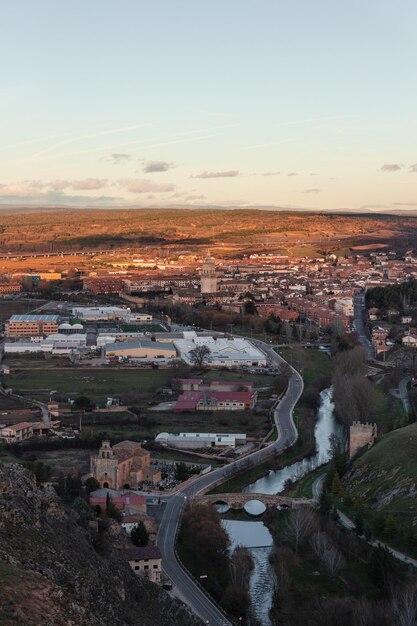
[{"xmin": 5, "ymin": 368, "xmax": 173, "ymax": 405}]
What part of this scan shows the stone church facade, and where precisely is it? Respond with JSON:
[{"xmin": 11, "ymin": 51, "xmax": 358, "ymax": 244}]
[{"xmin": 90, "ymin": 440, "xmax": 161, "ymax": 489}]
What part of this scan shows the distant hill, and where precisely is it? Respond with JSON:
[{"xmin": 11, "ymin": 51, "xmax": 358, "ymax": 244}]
[{"xmin": 0, "ymin": 207, "xmax": 415, "ymax": 255}]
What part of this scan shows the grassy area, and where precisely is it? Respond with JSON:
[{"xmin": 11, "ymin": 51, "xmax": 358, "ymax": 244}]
[
  {"xmin": 344, "ymin": 422, "xmax": 417, "ymax": 519},
  {"xmin": 5, "ymin": 368, "xmax": 173, "ymax": 405},
  {"xmin": 20, "ymin": 448, "xmax": 91, "ymax": 478},
  {"xmin": 275, "ymin": 347, "xmax": 332, "ymax": 388},
  {"xmin": 0, "ymin": 445, "xmax": 18, "ymax": 463},
  {"xmin": 285, "ymin": 464, "xmax": 328, "ymax": 498}
]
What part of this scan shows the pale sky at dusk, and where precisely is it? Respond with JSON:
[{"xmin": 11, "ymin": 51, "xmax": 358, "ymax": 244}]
[{"xmin": 1, "ymin": 0, "xmax": 417, "ymax": 211}]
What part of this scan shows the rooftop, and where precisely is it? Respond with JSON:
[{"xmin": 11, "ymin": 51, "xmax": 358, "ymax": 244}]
[{"xmin": 9, "ymin": 314, "xmax": 60, "ymax": 322}]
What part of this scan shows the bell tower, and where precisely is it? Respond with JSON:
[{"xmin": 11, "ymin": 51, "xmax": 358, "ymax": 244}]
[{"xmin": 200, "ymin": 251, "xmax": 217, "ymax": 294}]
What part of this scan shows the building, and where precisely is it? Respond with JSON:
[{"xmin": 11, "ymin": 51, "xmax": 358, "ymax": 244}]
[
  {"xmin": 200, "ymin": 252, "xmax": 218, "ymax": 294},
  {"xmin": 90, "ymin": 440, "xmax": 161, "ymax": 489},
  {"xmin": 173, "ymin": 390, "xmax": 257, "ymax": 412},
  {"xmin": 104, "ymin": 340, "xmax": 176, "ymax": 360},
  {"xmin": 71, "ymin": 306, "xmax": 130, "ymax": 321},
  {"xmin": 0, "ymin": 283, "xmax": 22, "ymax": 294},
  {"xmin": 155, "ymin": 431, "xmax": 247, "ymax": 449},
  {"xmin": 5, "ymin": 314, "xmax": 60, "ymax": 338},
  {"xmin": 83, "ymin": 277, "xmax": 126, "ymax": 295},
  {"xmin": 174, "ymin": 332, "xmax": 266, "ymax": 368},
  {"xmin": 125, "ymin": 545, "xmax": 162, "ymax": 583},
  {"xmin": 349, "ymin": 421, "xmax": 377, "ymax": 458},
  {"xmin": 0, "ymin": 422, "xmax": 34, "ymax": 443},
  {"xmin": 4, "ymin": 333, "xmax": 87, "ymax": 355},
  {"xmin": 121, "ymin": 513, "xmax": 158, "ymax": 542},
  {"xmin": 89, "ymin": 488, "xmax": 147, "ymax": 513}
]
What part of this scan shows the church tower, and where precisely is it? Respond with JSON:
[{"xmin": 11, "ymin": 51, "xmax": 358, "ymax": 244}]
[
  {"xmin": 90, "ymin": 440, "xmax": 118, "ymax": 489},
  {"xmin": 200, "ymin": 252, "xmax": 217, "ymax": 294}
]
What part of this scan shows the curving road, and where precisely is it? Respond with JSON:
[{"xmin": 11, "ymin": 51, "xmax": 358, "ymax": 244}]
[
  {"xmin": 157, "ymin": 341, "xmax": 303, "ymax": 625},
  {"xmin": 353, "ymin": 292, "xmax": 375, "ymax": 360}
]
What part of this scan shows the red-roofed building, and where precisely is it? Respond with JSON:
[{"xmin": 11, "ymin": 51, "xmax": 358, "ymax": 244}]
[
  {"xmin": 89, "ymin": 488, "xmax": 147, "ymax": 513},
  {"xmin": 174, "ymin": 389, "xmax": 257, "ymax": 412}
]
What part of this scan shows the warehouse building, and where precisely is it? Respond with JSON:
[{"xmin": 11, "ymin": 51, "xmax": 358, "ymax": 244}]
[
  {"xmin": 104, "ymin": 340, "xmax": 176, "ymax": 360},
  {"xmin": 174, "ymin": 332, "xmax": 266, "ymax": 368},
  {"xmin": 155, "ymin": 431, "xmax": 247, "ymax": 449}
]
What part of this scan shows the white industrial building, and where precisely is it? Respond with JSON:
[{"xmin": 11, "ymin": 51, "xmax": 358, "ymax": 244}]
[
  {"xmin": 155, "ymin": 431, "xmax": 247, "ymax": 449},
  {"xmin": 174, "ymin": 332, "xmax": 266, "ymax": 368},
  {"xmin": 4, "ymin": 333, "xmax": 87, "ymax": 355},
  {"xmin": 71, "ymin": 306, "xmax": 153, "ymax": 323}
]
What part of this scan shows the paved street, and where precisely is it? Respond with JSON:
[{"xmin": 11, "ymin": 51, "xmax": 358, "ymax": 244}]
[
  {"xmin": 157, "ymin": 341, "xmax": 303, "ymax": 625},
  {"xmin": 353, "ymin": 292, "xmax": 375, "ymax": 360}
]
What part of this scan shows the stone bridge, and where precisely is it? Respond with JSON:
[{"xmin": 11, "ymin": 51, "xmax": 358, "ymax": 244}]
[{"xmin": 193, "ymin": 492, "xmax": 316, "ymax": 510}]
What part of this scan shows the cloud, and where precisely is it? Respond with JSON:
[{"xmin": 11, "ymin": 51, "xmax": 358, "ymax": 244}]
[
  {"xmin": 263, "ymin": 171, "xmax": 280, "ymax": 177},
  {"xmin": 110, "ymin": 153, "xmax": 131, "ymax": 164},
  {"xmin": 49, "ymin": 178, "xmax": 108, "ymax": 191},
  {"xmin": 409, "ymin": 164, "xmax": 417, "ymax": 173},
  {"xmin": 303, "ymin": 188, "xmax": 321, "ymax": 194},
  {"xmin": 380, "ymin": 163, "xmax": 403, "ymax": 171},
  {"xmin": 71, "ymin": 178, "xmax": 108, "ymax": 190},
  {"xmin": 192, "ymin": 170, "xmax": 239, "ymax": 179},
  {"xmin": 142, "ymin": 160, "xmax": 175, "ymax": 173},
  {"xmin": 288, "ymin": 172, "xmax": 298, "ymax": 177},
  {"xmin": 118, "ymin": 178, "xmax": 175, "ymax": 193}
]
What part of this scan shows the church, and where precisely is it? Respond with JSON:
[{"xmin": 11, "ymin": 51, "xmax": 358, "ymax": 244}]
[{"xmin": 90, "ymin": 440, "xmax": 161, "ymax": 489}]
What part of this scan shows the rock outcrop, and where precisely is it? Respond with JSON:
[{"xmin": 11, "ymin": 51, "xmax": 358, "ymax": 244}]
[{"xmin": 0, "ymin": 463, "xmax": 201, "ymax": 626}]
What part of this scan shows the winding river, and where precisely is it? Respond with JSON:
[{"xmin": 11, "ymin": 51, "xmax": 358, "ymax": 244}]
[{"xmin": 222, "ymin": 387, "xmax": 343, "ymax": 625}]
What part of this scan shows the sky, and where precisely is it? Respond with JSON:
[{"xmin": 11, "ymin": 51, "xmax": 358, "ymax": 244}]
[{"xmin": 1, "ymin": 0, "xmax": 417, "ymax": 211}]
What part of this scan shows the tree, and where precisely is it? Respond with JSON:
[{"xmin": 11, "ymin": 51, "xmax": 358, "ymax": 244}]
[
  {"xmin": 84, "ymin": 476, "xmax": 100, "ymax": 494},
  {"xmin": 188, "ymin": 344, "xmax": 211, "ymax": 368},
  {"xmin": 175, "ymin": 462, "xmax": 190, "ymax": 482},
  {"xmin": 354, "ymin": 512, "xmax": 364, "ymax": 536},
  {"xmin": 284, "ymin": 507, "xmax": 317, "ymax": 554},
  {"xmin": 131, "ymin": 522, "xmax": 149, "ymax": 547},
  {"xmin": 105, "ymin": 492, "xmax": 122, "ymax": 522},
  {"xmin": 73, "ymin": 395, "xmax": 94, "ymax": 412}
]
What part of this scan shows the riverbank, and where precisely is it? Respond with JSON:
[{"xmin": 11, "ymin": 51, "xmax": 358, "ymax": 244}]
[{"xmin": 209, "ymin": 350, "xmax": 332, "ymax": 494}]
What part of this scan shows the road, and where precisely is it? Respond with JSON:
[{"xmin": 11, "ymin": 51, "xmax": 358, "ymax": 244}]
[
  {"xmin": 353, "ymin": 292, "xmax": 375, "ymax": 360},
  {"xmin": 157, "ymin": 341, "xmax": 303, "ymax": 625}
]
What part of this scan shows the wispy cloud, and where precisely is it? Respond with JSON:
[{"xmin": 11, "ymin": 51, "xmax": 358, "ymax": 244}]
[
  {"xmin": 192, "ymin": 170, "xmax": 239, "ymax": 179},
  {"xmin": 409, "ymin": 164, "xmax": 417, "ymax": 173},
  {"xmin": 117, "ymin": 178, "xmax": 175, "ymax": 193},
  {"xmin": 303, "ymin": 188, "xmax": 321, "ymax": 194},
  {"xmin": 381, "ymin": 163, "xmax": 403, "ymax": 171},
  {"xmin": 109, "ymin": 153, "xmax": 131, "ymax": 164},
  {"xmin": 288, "ymin": 172, "xmax": 298, "ymax": 177},
  {"xmin": 30, "ymin": 123, "xmax": 151, "ymax": 159},
  {"xmin": 26, "ymin": 124, "xmax": 240, "ymax": 162},
  {"xmin": 143, "ymin": 160, "xmax": 175, "ymax": 173},
  {"xmin": 263, "ymin": 171, "xmax": 280, "ymax": 177}
]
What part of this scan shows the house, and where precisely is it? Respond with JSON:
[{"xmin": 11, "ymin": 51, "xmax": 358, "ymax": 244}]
[
  {"xmin": 0, "ymin": 422, "xmax": 33, "ymax": 443},
  {"xmin": 125, "ymin": 545, "xmax": 162, "ymax": 583},
  {"xmin": 90, "ymin": 440, "xmax": 161, "ymax": 489},
  {"xmin": 121, "ymin": 513, "xmax": 158, "ymax": 542}
]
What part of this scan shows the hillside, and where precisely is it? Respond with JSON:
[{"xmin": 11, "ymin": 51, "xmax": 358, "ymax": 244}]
[
  {"xmin": 0, "ymin": 208, "xmax": 415, "ymax": 255},
  {"xmin": 0, "ymin": 463, "xmax": 201, "ymax": 626},
  {"xmin": 343, "ymin": 422, "xmax": 417, "ymax": 522}
]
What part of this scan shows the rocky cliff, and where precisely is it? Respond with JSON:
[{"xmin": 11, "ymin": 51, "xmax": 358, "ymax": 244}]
[{"xmin": 0, "ymin": 463, "xmax": 201, "ymax": 626}]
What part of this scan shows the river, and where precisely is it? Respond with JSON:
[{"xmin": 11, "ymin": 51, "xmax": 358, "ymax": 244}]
[{"xmin": 222, "ymin": 387, "xmax": 343, "ymax": 625}]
